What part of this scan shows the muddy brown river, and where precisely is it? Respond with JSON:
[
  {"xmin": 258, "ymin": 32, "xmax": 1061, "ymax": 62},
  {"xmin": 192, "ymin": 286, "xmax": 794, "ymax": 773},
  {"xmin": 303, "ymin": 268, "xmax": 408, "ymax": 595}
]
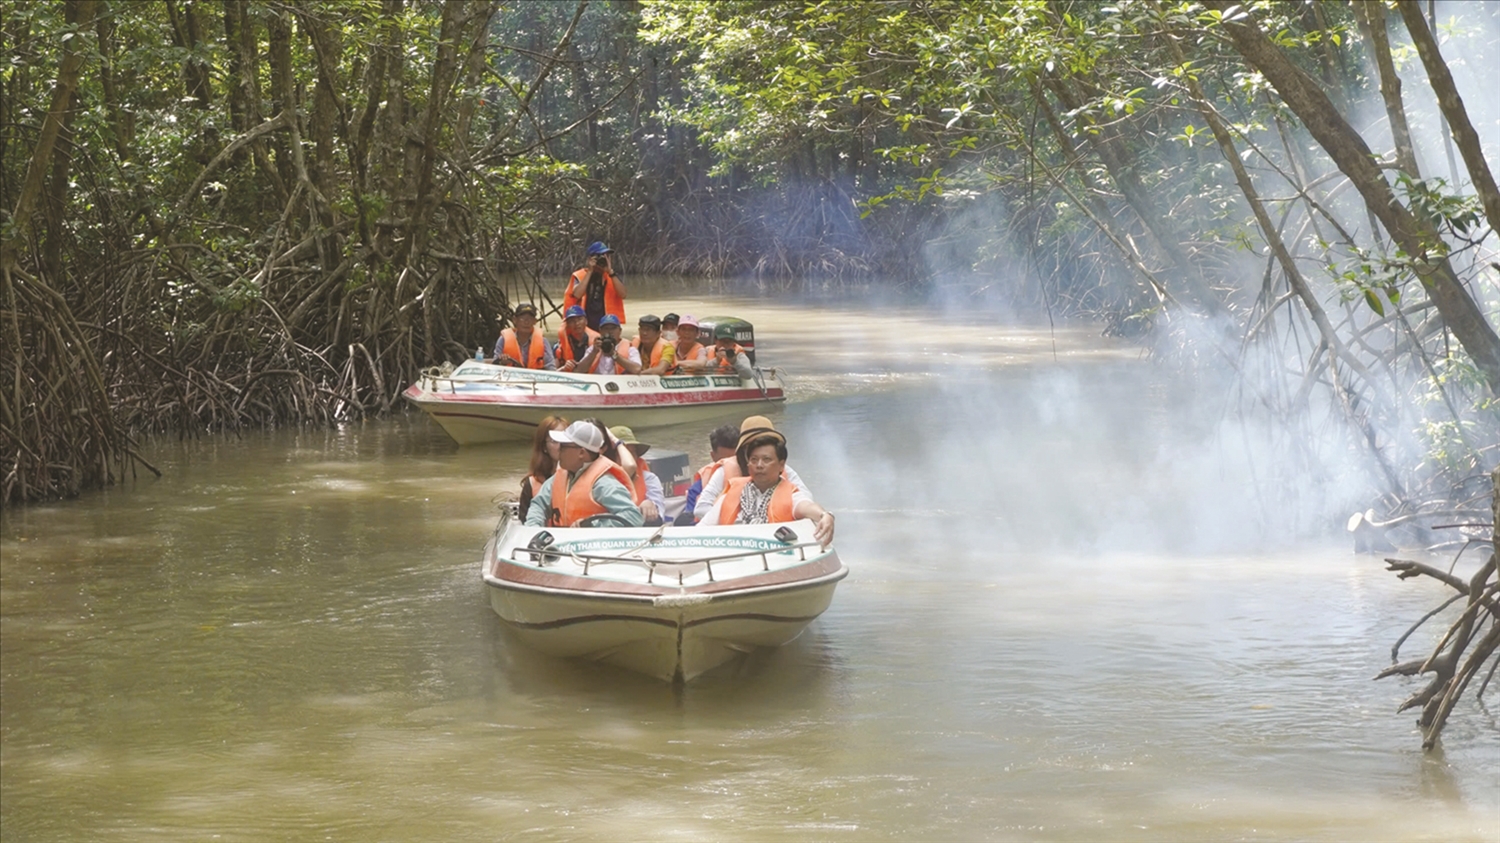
[{"xmin": 3, "ymin": 292, "xmax": 1496, "ymax": 841}]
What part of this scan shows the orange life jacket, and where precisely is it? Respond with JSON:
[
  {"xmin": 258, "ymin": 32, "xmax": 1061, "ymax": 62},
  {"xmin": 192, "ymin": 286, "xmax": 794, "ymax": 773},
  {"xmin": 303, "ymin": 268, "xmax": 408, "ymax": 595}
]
[
  {"xmin": 696, "ymin": 459, "xmax": 725, "ymax": 488},
  {"xmin": 717, "ymin": 474, "xmax": 798, "ymax": 525},
  {"xmin": 500, "ymin": 328, "xmax": 548, "ymax": 369},
  {"xmin": 665, "ymin": 340, "xmax": 705, "ymax": 374},
  {"xmin": 547, "ymin": 457, "xmax": 633, "ymax": 527},
  {"xmin": 632, "ymin": 336, "xmax": 667, "ymax": 368},
  {"xmin": 713, "ymin": 343, "xmax": 746, "ymax": 373},
  {"xmin": 564, "ymin": 269, "xmax": 625, "ymax": 324},
  {"xmin": 556, "ymin": 327, "xmax": 601, "ymax": 371}
]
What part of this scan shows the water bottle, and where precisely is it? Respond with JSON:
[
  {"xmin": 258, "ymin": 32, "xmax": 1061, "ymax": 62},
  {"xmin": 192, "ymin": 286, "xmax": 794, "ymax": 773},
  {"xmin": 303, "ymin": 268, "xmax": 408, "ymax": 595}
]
[{"xmin": 475, "ymin": 346, "xmax": 484, "ymax": 361}]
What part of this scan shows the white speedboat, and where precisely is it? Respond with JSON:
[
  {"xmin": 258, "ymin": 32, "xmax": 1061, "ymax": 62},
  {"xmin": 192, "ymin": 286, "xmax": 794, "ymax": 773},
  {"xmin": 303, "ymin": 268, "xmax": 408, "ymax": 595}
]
[
  {"xmin": 404, "ymin": 363, "xmax": 786, "ymax": 445},
  {"xmin": 481, "ymin": 511, "xmax": 847, "ymax": 682}
]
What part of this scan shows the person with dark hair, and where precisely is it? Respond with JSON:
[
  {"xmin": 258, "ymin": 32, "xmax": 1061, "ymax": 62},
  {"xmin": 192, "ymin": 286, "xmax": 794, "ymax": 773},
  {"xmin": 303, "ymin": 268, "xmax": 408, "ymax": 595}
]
[
  {"xmin": 577, "ymin": 314, "xmax": 642, "ymax": 375},
  {"xmin": 525, "ymin": 420, "xmax": 643, "ymax": 527},
  {"xmin": 556, "ymin": 306, "xmax": 599, "ymax": 372},
  {"xmin": 673, "ymin": 423, "xmax": 741, "ymax": 525},
  {"xmin": 692, "ymin": 415, "xmax": 809, "ymax": 523},
  {"xmin": 492, "ymin": 303, "xmax": 555, "ymax": 369},
  {"xmin": 632, "ymin": 315, "xmax": 677, "ymax": 374},
  {"xmin": 697, "ymin": 418, "xmax": 834, "ymax": 546},
  {"xmin": 519, "ymin": 416, "xmax": 568, "ymax": 516},
  {"xmin": 563, "ymin": 241, "xmax": 625, "ymax": 330},
  {"xmin": 610, "ymin": 426, "xmax": 665, "ymax": 526},
  {"xmin": 710, "ymin": 322, "xmax": 754, "ymax": 379}
]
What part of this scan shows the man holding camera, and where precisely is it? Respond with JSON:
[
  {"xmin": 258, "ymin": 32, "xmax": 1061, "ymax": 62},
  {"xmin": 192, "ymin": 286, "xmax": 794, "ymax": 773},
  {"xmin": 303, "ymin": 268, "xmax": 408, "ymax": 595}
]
[
  {"xmin": 710, "ymin": 323, "xmax": 755, "ymax": 379},
  {"xmin": 577, "ymin": 314, "xmax": 641, "ymax": 375},
  {"xmin": 563, "ymin": 241, "xmax": 626, "ymax": 330}
]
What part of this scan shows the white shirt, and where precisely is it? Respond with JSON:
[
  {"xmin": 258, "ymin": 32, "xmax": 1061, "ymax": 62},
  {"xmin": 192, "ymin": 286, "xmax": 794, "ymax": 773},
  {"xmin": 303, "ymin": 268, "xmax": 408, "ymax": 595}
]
[
  {"xmin": 693, "ymin": 463, "xmax": 808, "ymax": 522},
  {"xmin": 643, "ymin": 470, "xmax": 666, "ymax": 514}
]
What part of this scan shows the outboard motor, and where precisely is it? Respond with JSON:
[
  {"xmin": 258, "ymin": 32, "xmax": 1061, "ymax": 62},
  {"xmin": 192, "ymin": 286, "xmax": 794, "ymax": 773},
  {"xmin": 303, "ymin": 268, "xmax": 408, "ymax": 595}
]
[{"xmin": 697, "ymin": 316, "xmax": 759, "ymax": 364}]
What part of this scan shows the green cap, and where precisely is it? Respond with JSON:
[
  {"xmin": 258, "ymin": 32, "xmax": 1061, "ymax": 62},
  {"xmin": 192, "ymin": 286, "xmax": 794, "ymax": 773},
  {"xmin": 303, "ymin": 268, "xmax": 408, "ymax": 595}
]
[{"xmin": 714, "ymin": 323, "xmax": 736, "ymax": 340}]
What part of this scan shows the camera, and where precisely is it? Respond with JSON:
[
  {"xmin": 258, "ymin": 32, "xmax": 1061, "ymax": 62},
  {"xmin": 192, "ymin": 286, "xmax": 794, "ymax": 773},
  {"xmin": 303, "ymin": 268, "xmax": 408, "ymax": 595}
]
[
  {"xmin": 592, "ymin": 255, "xmax": 608, "ymax": 267},
  {"xmin": 598, "ymin": 336, "xmax": 617, "ymax": 356}
]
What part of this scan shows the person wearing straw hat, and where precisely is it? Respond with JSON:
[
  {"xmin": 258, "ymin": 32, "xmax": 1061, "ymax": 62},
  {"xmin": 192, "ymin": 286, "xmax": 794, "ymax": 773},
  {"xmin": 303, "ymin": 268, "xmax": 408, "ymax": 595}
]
[
  {"xmin": 525, "ymin": 420, "xmax": 643, "ymax": 528},
  {"xmin": 609, "ymin": 425, "xmax": 665, "ymax": 525},
  {"xmin": 697, "ymin": 416, "xmax": 833, "ymax": 547},
  {"xmin": 492, "ymin": 302, "xmax": 555, "ymax": 369},
  {"xmin": 692, "ymin": 415, "xmax": 810, "ymax": 523}
]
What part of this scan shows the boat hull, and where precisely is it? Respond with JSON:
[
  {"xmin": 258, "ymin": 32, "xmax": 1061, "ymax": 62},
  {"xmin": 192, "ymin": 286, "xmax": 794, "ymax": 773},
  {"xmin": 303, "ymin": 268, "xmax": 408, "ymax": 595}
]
[
  {"xmin": 482, "ymin": 518, "xmax": 845, "ymax": 682},
  {"xmin": 406, "ymin": 363, "xmax": 786, "ymax": 444}
]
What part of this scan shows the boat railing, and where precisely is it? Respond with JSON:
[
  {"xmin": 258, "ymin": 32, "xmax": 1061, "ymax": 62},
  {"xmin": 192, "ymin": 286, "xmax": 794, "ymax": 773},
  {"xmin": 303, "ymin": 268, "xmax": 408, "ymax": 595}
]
[
  {"xmin": 421, "ymin": 370, "xmax": 606, "ymax": 395},
  {"xmin": 509, "ymin": 540, "xmax": 823, "ymax": 585},
  {"xmin": 421, "ymin": 366, "xmax": 785, "ymax": 395}
]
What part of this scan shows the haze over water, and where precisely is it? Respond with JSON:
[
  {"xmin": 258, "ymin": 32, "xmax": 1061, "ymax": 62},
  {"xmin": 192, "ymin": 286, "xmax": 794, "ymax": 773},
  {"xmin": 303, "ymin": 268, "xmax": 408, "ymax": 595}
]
[{"xmin": 3, "ymin": 290, "xmax": 1497, "ymax": 841}]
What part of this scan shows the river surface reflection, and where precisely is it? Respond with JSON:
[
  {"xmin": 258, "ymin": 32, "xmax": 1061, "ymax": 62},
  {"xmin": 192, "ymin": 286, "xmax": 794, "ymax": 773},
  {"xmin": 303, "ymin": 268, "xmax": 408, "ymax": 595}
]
[{"xmin": 3, "ymin": 292, "xmax": 1497, "ymax": 841}]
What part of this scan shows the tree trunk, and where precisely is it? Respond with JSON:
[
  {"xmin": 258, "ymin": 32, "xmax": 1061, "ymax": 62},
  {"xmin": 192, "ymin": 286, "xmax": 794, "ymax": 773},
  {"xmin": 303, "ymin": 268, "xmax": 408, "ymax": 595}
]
[
  {"xmin": 165, "ymin": 0, "xmax": 212, "ymax": 110},
  {"xmin": 267, "ymin": 7, "xmax": 294, "ymax": 188},
  {"xmin": 1353, "ymin": 0, "xmax": 1420, "ymax": 178},
  {"xmin": 1395, "ymin": 0, "xmax": 1500, "ymax": 235},
  {"xmin": 1206, "ymin": 0, "xmax": 1500, "ymax": 395},
  {"xmin": 5, "ymin": 1, "xmax": 96, "ymax": 263}
]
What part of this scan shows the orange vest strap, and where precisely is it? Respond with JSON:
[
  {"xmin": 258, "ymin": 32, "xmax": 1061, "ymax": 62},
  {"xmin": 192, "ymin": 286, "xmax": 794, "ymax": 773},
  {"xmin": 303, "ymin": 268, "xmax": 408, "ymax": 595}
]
[
  {"xmin": 717, "ymin": 474, "xmax": 797, "ymax": 525},
  {"xmin": 502, "ymin": 328, "xmax": 547, "ymax": 369},
  {"xmin": 548, "ymin": 457, "xmax": 632, "ymax": 527},
  {"xmin": 715, "ymin": 343, "xmax": 745, "ymax": 372},
  {"xmin": 665, "ymin": 341, "xmax": 704, "ymax": 374},
  {"xmin": 633, "ymin": 337, "xmax": 665, "ymax": 368},
  {"xmin": 557, "ymin": 327, "xmax": 600, "ymax": 370},
  {"xmin": 566, "ymin": 269, "xmax": 626, "ymax": 323}
]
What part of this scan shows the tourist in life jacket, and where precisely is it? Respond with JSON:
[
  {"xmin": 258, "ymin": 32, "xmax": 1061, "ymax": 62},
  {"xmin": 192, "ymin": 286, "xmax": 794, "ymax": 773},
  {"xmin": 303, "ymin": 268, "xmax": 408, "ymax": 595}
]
[
  {"xmin": 609, "ymin": 425, "xmax": 666, "ymax": 526},
  {"xmin": 524, "ymin": 420, "xmax": 644, "ymax": 528},
  {"xmin": 491, "ymin": 302, "xmax": 555, "ymax": 369},
  {"xmin": 632, "ymin": 314, "xmax": 677, "ymax": 374},
  {"xmin": 697, "ymin": 417, "xmax": 834, "ymax": 547},
  {"xmin": 660, "ymin": 313, "xmax": 680, "ymax": 345},
  {"xmin": 692, "ymin": 415, "xmax": 810, "ymax": 523},
  {"xmin": 673, "ymin": 422, "xmax": 740, "ymax": 525},
  {"xmin": 555, "ymin": 305, "xmax": 600, "ymax": 372},
  {"xmin": 563, "ymin": 241, "xmax": 625, "ymax": 330},
  {"xmin": 576, "ymin": 314, "xmax": 642, "ymax": 375},
  {"xmin": 710, "ymin": 322, "xmax": 754, "ymax": 379},
  {"xmin": 519, "ymin": 415, "xmax": 568, "ymax": 517},
  {"xmin": 668, "ymin": 314, "xmax": 710, "ymax": 373}
]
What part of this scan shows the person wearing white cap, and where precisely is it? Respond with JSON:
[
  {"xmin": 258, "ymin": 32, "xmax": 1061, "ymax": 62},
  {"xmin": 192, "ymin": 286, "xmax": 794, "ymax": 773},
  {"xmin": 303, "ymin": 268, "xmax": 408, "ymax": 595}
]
[
  {"xmin": 669, "ymin": 314, "xmax": 709, "ymax": 373},
  {"xmin": 524, "ymin": 420, "xmax": 644, "ymax": 528}
]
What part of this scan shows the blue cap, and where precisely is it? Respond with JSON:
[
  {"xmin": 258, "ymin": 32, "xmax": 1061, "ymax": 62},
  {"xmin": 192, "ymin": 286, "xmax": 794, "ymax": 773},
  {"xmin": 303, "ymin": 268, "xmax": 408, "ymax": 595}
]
[
  {"xmin": 564, "ymin": 305, "xmax": 586, "ymax": 319},
  {"xmin": 599, "ymin": 314, "xmax": 621, "ymax": 327},
  {"xmin": 586, "ymin": 241, "xmax": 613, "ymax": 256}
]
